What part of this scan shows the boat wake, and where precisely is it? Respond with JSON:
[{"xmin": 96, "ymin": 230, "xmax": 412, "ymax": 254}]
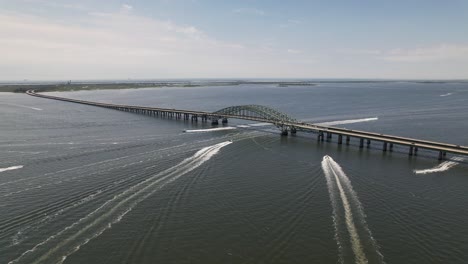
[
  {"xmin": 414, "ymin": 157, "xmax": 463, "ymax": 174},
  {"xmin": 321, "ymin": 156, "xmax": 384, "ymax": 264},
  {"xmin": 246, "ymin": 122, "xmax": 272, "ymax": 127},
  {"xmin": 0, "ymin": 103, "xmax": 42, "ymax": 111},
  {"xmin": 8, "ymin": 141, "xmax": 232, "ymax": 264},
  {"xmin": 184, "ymin": 127, "xmax": 236, "ymax": 133},
  {"xmin": 0, "ymin": 166, "xmax": 24, "ymax": 173},
  {"xmin": 317, "ymin": 117, "xmax": 378, "ymax": 126},
  {"xmin": 440, "ymin": 93, "xmax": 453, "ymax": 97}
]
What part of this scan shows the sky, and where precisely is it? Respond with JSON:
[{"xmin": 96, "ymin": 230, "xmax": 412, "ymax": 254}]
[{"xmin": 1, "ymin": 0, "xmax": 468, "ymax": 80}]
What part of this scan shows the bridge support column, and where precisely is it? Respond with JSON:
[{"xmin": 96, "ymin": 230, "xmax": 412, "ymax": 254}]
[
  {"xmin": 281, "ymin": 127, "xmax": 288, "ymax": 136},
  {"xmin": 409, "ymin": 146, "xmax": 414, "ymax": 156},
  {"xmin": 389, "ymin": 143, "xmax": 393, "ymax": 152},
  {"xmin": 346, "ymin": 136, "xmax": 350, "ymax": 145},
  {"xmin": 414, "ymin": 147, "xmax": 418, "ymax": 156},
  {"xmin": 367, "ymin": 139, "xmax": 371, "ymax": 148},
  {"xmin": 211, "ymin": 119, "xmax": 219, "ymax": 125},
  {"xmin": 290, "ymin": 127, "xmax": 297, "ymax": 134},
  {"xmin": 383, "ymin": 142, "xmax": 387, "ymax": 151},
  {"xmin": 359, "ymin": 138, "xmax": 364, "ymax": 148},
  {"xmin": 326, "ymin": 132, "xmax": 332, "ymax": 141},
  {"xmin": 318, "ymin": 131, "xmax": 324, "ymax": 141},
  {"xmin": 338, "ymin": 134, "xmax": 343, "ymax": 144},
  {"xmin": 222, "ymin": 118, "xmax": 228, "ymax": 124},
  {"xmin": 438, "ymin": 151, "xmax": 447, "ymax": 160}
]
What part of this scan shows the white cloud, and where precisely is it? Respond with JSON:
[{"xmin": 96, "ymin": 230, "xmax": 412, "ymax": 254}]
[
  {"xmin": 287, "ymin": 19, "xmax": 301, "ymax": 24},
  {"xmin": 233, "ymin": 8, "xmax": 265, "ymax": 16},
  {"xmin": 279, "ymin": 19, "xmax": 302, "ymax": 28},
  {"xmin": 381, "ymin": 44, "xmax": 468, "ymax": 62},
  {"xmin": 121, "ymin": 4, "xmax": 133, "ymax": 12},
  {"xmin": 337, "ymin": 44, "xmax": 468, "ymax": 63},
  {"xmin": 0, "ymin": 11, "xmax": 317, "ymax": 80},
  {"xmin": 21, "ymin": 0, "xmax": 88, "ymax": 10},
  {"xmin": 287, "ymin": 49, "xmax": 302, "ymax": 54},
  {"xmin": 336, "ymin": 48, "xmax": 383, "ymax": 55}
]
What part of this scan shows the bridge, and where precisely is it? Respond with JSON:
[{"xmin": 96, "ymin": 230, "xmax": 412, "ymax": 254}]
[{"xmin": 26, "ymin": 90, "xmax": 468, "ymax": 160}]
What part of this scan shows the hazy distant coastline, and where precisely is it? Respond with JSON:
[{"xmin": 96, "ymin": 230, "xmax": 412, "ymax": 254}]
[
  {"xmin": 1, "ymin": 79, "xmax": 466, "ymax": 93},
  {"xmin": 0, "ymin": 81, "xmax": 319, "ymax": 93}
]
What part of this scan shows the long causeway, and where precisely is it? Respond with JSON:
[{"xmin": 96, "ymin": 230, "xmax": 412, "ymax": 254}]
[{"xmin": 27, "ymin": 90, "xmax": 468, "ymax": 160}]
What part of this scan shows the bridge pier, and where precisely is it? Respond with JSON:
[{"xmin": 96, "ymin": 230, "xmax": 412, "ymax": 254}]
[
  {"xmin": 414, "ymin": 147, "xmax": 418, "ymax": 156},
  {"xmin": 281, "ymin": 127, "xmax": 288, "ymax": 136},
  {"xmin": 290, "ymin": 127, "xmax": 297, "ymax": 134},
  {"xmin": 389, "ymin": 143, "xmax": 393, "ymax": 152},
  {"xmin": 346, "ymin": 136, "xmax": 350, "ymax": 145},
  {"xmin": 367, "ymin": 139, "xmax": 371, "ymax": 148},
  {"xmin": 222, "ymin": 118, "xmax": 228, "ymax": 124},
  {"xmin": 326, "ymin": 132, "xmax": 332, "ymax": 142},
  {"xmin": 409, "ymin": 146, "xmax": 414, "ymax": 156},
  {"xmin": 338, "ymin": 134, "xmax": 343, "ymax": 144},
  {"xmin": 359, "ymin": 138, "xmax": 364, "ymax": 148},
  {"xmin": 383, "ymin": 142, "xmax": 388, "ymax": 151},
  {"xmin": 318, "ymin": 131, "xmax": 324, "ymax": 141},
  {"xmin": 211, "ymin": 119, "xmax": 219, "ymax": 125},
  {"xmin": 438, "ymin": 151, "xmax": 447, "ymax": 160}
]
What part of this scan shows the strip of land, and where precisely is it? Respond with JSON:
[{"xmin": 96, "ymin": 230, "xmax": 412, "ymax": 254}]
[{"xmin": 0, "ymin": 80, "xmax": 319, "ymax": 93}]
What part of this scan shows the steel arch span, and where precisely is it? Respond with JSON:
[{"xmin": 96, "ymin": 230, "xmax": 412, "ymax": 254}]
[{"xmin": 212, "ymin": 105, "xmax": 298, "ymax": 124}]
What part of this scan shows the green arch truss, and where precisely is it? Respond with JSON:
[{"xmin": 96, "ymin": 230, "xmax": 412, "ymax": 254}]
[{"xmin": 212, "ymin": 105, "xmax": 298, "ymax": 124}]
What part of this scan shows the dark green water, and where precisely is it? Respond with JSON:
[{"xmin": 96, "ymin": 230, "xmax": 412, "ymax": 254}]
[{"xmin": 1, "ymin": 82, "xmax": 467, "ymax": 263}]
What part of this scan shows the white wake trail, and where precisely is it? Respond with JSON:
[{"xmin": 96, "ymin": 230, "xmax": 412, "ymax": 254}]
[
  {"xmin": 8, "ymin": 141, "xmax": 232, "ymax": 264},
  {"xmin": 322, "ymin": 156, "xmax": 385, "ymax": 264},
  {"xmin": 322, "ymin": 158, "xmax": 344, "ymax": 263},
  {"xmin": 247, "ymin": 122, "xmax": 272, "ymax": 127},
  {"xmin": 440, "ymin": 93, "xmax": 452, "ymax": 97},
  {"xmin": 322, "ymin": 156, "xmax": 368, "ymax": 264},
  {"xmin": 0, "ymin": 165, "xmax": 23, "ymax": 173},
  {"xmin": 0, "ymin": 103, "xmax": 42, "ymax": 111},
  {"xmin": 317, "ymin": 117, "xmax": 378, "ymax": 126},
  {"xmin": 414, "ymin": 157, "xmax": 463, "ymax": 174},
  {"xmin": 184, "ymin": 127, "xmax": 236, "ymax": 132}
]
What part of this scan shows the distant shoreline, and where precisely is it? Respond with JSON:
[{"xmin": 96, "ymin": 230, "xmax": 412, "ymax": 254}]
[
  {"xmin": 1, "ymin": 79, "xmax": 466, "ymax": 93},
  {"xmin": 0, "ymin": 81, "xmax": 318, "ymax": 93}
]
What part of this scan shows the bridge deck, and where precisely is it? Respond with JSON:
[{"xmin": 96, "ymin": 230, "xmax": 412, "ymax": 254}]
[{"xmin": 26, "ymin": 90, "xmax": 468, "ymax": 158}]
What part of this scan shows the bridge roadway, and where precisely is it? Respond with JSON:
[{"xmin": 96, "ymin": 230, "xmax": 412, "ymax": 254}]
[{"xmin": 26, "ymin": 90, "xmax": 468, "ymax": 160}]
